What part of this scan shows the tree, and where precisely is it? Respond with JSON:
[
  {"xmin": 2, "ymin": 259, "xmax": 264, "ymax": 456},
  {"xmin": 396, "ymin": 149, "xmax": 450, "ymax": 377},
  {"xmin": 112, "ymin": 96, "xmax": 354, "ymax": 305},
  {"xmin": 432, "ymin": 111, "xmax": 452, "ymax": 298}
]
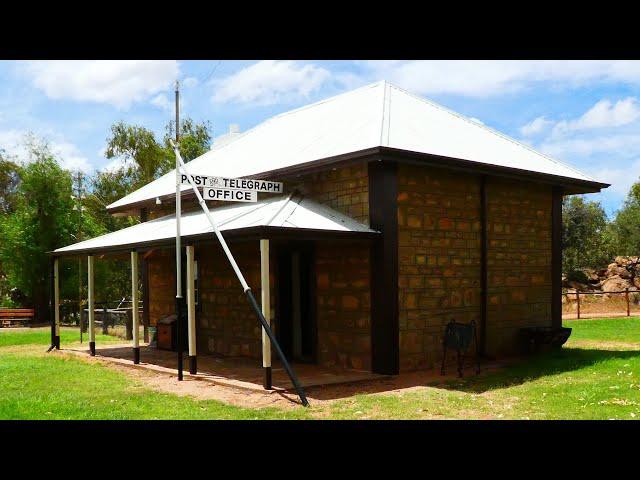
[
  {"xmin": 0, "ymin": 140, "xmax": 79, "ymax": 322},
  {"xmin": 162, "ymin": 118, "xmax": 212, "ymax": 166},
  {"xmin": 0, "ymin": 150, "xmax": 20, "ymax": 214},
  {"xmin": 562, "ymin": 195, "xmax": 613, "ymax": 275},
  {"xmin": 105, "ymin": 123, "xmax": 165, "ymax": 189},
  {"xmin": 104, "ymin": 117, "xmax": 212, "ymax": 189},
  {"xmin": 610, "ymin": 180, "xmax": 640, "ymax": 255}
]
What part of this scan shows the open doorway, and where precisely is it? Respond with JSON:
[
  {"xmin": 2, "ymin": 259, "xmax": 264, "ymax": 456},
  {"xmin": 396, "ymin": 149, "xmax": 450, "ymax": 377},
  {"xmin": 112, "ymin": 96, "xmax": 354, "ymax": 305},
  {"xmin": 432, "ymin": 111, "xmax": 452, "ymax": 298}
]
[{"xmin": 276, "ymin": 242, "xmax": 316, "ymax": 363}]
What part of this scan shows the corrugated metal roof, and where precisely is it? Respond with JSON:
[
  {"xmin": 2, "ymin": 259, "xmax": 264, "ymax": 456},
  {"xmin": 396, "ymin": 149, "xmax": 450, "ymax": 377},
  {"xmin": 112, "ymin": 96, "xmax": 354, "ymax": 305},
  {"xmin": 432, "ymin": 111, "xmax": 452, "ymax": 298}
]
[
  {"xmin": 55, "ymin": 194, "xmax": 376, "ymax": 254},
  {"xmin": 108, "ymin": 80, "xmax": 602, "ymax": 211}
]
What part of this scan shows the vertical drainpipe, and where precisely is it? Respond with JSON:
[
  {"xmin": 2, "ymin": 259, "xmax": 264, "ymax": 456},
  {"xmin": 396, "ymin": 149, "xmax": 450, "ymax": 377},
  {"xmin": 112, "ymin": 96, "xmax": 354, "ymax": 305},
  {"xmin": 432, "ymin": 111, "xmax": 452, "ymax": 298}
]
[
  {"xmin": 479, "ymin": 176, "xmax": 488, "ymax": 356},
  {"xmin": 551, "ymin": 187, "xmax": 563, "ymax": 330}
]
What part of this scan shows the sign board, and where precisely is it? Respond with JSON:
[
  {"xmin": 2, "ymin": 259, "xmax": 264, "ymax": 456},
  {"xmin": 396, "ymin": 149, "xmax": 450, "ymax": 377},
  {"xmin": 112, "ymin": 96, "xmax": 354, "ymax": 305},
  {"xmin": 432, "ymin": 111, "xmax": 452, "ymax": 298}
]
[
  {"xmin": 180, "ymin": 174, "xmax": 283, "ymax": 194},
  {"xmin": 203, "ymin": 187, "xmax": 257, "ymax": 203}
]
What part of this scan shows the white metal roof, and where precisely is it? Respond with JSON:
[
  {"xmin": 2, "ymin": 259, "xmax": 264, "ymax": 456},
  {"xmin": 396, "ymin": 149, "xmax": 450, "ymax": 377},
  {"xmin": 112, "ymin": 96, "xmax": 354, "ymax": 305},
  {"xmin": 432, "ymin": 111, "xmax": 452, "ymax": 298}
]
[
  {"xmin": 55, "ymin": 194, "xmax": 377, "ymax": 254},
  {"xmin": 108, "ymin": 80, "xmax": 602, "ymax": 211}
]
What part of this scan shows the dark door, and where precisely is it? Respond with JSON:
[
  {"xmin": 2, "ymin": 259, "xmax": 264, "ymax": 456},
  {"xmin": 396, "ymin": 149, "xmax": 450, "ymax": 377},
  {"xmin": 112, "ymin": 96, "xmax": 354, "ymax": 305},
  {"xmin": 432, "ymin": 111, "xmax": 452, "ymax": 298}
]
[{"xmin": 276, "ymin": 242, "xmax": 316, "ymax": 363}]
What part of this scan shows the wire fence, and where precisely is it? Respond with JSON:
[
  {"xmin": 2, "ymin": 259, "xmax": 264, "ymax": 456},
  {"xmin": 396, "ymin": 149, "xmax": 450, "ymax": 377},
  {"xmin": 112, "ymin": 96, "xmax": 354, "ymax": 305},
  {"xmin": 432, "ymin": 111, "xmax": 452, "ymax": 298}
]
[{"xmin": 562, "ymin": 288, "xmax": 640, "ymax": 320}]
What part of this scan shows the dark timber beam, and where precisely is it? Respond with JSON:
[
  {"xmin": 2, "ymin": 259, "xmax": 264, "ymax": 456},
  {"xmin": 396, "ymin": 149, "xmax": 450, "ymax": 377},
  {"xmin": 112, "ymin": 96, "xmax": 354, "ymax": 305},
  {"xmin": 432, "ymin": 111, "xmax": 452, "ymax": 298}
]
[
  {"xmin": 479, "ymin": 176, "xmax": 488, "ymax": 356},
  {"xmin": 551, "ymin": 187, "xmax": 563, "ymax": 329},
  {"xmin": 368, "ymin": 160, "xmax": 399, "ymax": 375}
]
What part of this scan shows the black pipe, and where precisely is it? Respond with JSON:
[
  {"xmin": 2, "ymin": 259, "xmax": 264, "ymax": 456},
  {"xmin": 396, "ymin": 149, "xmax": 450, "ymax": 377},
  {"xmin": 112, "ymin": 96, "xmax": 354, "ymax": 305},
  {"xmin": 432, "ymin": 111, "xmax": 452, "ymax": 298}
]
[
  {"xmin": 189, "ymin": 356, "xmax": 197, "ymax": 375},
  {"xmin": 133, "ymin": 347, "xmax": 140, "ymax": 365},
  {"xmin": 245, "ymin": 289, "xmax": 308, "ymax": 406}
]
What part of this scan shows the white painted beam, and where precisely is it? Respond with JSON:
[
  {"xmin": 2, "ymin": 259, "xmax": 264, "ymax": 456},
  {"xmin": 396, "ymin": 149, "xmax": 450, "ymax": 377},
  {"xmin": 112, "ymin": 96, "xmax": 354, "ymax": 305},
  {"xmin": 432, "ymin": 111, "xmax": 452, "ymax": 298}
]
[
  {"xmin": 88, "ymin": 255, "xmax": 95, "ymax": 355},
  {"xmin": 131, "ymin": 251, "xmax": 140, "ymax": 363}
]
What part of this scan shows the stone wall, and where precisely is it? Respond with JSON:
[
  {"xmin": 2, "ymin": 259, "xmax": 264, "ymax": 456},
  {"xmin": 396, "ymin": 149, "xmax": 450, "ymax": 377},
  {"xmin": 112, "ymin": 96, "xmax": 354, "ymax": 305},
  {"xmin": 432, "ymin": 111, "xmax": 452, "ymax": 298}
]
[
  {"xmin": 316, "ymin": 241, "xmax": 371, "ymax": 370},
  {"xmin": 396, "ymin": 164, "xmax": 553, "ymax": 371},
  {"xmin": 287, "ymin": 162, "xmax": 370, "ymax": 225},
  {"xmin": 148, "ymin": 248, "xmax": 176, "ymax": 326},
  {"xmin": 485, "ymin": 178, "xmax": 552, "ymax": 355},
  {"xmin": 397, "ymin": 164, "xmax": 482, "ymax": 371},
  {"xmin": 196, "ymin": 241, "xmax": 266, "ymax": 357}
]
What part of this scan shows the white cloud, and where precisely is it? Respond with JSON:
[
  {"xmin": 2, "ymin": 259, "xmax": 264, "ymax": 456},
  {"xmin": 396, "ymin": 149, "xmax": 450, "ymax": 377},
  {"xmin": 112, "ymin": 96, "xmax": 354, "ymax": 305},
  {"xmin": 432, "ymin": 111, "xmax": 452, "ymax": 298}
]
[
  {"xmin": 0, "ymin": 129, "xmax": 92, "ymax": 172},
  {"xmin": 469, "ymin": 117, "xmax": 484, "ymax": 125},
  {"xmin": 183, "ymin": 76, "xmax": 198, "ymax": 88},
  {"xmin": 212, "ymin": 60, "xmax": 331, "ymax": 105},
  {"xmin": 150, "ymin": 93, "xmax": 171, "ymax": 111},
  {"xmin": 520, "ymin": 116, "xmax": 554, "ymax": 136},
  {"xmin": 586, "ymin": 158, "xmax": 640, "ymax": 198},
  {"xmin": 552, "ymin": 97, "xmax": 640, "ymax": 138},
  {"xmin": 22, "ymin": 60, "xmax": 179, "ymax": 109},
  {"xmin": 359, "ymin": 60, "xmax": 640, "ymax": 97}
]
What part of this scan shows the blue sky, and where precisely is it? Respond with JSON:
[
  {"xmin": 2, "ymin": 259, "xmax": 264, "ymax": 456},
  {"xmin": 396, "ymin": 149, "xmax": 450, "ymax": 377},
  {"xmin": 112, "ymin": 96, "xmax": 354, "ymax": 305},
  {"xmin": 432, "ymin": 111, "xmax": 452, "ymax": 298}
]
[{"xmin": 1, "ymin": 60, "xmax": 640, "ymax": 216}]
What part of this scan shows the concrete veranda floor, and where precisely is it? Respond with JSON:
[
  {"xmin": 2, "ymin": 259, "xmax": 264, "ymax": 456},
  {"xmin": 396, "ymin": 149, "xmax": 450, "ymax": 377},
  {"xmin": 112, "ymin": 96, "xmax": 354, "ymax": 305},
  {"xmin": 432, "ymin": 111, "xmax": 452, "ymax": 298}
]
[{"xmin": 63, "ymin": 342, "xmax": 387, "ymax": 393}]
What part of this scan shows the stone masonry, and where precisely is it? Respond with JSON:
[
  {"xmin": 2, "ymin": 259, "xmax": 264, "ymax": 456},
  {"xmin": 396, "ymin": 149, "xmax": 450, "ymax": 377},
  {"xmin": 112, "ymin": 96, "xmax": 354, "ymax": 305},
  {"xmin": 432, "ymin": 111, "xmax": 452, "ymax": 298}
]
[{"xmin": 397, "ymin": 163, "xmax": 553, "ymax": 371}]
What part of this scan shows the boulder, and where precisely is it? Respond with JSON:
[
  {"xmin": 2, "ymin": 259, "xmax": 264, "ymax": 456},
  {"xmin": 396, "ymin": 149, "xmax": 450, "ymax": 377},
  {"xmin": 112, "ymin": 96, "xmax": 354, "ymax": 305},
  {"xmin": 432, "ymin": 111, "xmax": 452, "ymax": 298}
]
[{"xmin": 601, "ymin": 275, "xmax": 634, "ymax": 292}]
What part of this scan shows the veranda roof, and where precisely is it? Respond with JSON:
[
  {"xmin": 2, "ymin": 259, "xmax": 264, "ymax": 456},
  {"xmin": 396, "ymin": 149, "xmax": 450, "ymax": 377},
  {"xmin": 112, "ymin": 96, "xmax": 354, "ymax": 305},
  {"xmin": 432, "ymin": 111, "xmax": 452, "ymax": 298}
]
[
  {"xmin": 54, "ymin": 194, "xmax": 378, "ymax": 256},
  {"xmin": 108, "ymin": 80, "xmax": 608, "ymax": 213}
]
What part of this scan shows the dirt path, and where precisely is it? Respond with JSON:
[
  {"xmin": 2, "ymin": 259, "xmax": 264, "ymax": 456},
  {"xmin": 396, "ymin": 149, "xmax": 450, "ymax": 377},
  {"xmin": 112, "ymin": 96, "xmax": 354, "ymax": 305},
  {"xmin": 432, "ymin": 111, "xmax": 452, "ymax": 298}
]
[{"xmin": 56, "ymin": 349, "xmax": 512, "ymax": 414}]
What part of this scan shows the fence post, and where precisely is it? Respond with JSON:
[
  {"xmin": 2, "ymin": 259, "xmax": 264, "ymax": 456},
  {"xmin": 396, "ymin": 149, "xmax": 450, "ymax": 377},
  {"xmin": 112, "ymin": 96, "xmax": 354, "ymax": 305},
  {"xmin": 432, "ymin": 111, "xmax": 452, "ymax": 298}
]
[
  {"xmin": 626, "ymin": 288, "xmax": 630, "ymax": 317},
  {"xmin": 576, "ymin": 291, "xmax": 580, "ymax": 319},
  {"xmin": 102, "ymin": 306, "xmax": 108, "ymax": 334}
]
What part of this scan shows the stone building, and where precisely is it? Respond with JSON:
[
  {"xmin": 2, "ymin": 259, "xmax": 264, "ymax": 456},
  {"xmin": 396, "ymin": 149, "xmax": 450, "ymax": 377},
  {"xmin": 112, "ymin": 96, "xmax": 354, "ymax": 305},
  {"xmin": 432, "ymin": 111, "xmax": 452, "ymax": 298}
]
[{"xmin": 52, "ymin": 81, "xmax": 608, "ymax": 381}]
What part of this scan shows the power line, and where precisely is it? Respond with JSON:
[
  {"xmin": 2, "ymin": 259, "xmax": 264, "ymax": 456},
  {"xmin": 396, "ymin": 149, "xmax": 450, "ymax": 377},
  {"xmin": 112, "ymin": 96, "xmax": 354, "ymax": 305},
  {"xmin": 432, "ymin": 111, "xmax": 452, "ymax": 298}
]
[{"xmin": 201, "ymin": 60, "xmax": 222, "ymax": 85}]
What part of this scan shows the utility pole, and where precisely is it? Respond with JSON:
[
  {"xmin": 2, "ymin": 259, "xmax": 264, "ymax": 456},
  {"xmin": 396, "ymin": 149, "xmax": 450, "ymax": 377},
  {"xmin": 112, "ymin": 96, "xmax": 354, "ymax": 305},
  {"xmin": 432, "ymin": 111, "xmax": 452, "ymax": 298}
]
[
  {"xmin": 72, "ymin": 171, "xmax": 85, "ymax": 343},
  {"xmin": 175, "ymin": 79, "xmax": 183, "ymax": 381}
]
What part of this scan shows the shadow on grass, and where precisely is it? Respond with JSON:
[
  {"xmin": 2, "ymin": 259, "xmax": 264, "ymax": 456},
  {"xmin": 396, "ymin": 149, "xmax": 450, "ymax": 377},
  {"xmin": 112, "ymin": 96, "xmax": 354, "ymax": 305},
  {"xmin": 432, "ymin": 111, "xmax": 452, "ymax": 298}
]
[{"xmin": 438, "ymin": 347, "xmax": 640, "ymax": 394}]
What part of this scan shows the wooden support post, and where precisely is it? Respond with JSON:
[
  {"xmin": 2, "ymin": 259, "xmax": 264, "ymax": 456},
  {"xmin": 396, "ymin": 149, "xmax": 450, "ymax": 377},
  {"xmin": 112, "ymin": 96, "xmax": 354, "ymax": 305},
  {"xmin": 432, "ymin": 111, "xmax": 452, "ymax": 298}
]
[
  {"xmin": 186, "ymin": 245, "xmax": 197, "ymax": 374},
  {"xmin": 626, "ymin": 288, "xmax": 630, "ymax": 317},
  {"xmin": 88, "ymin": 255, "xmax": 95, "ymax": 356},
  {"xmin": 576, "ymin": 291, "xmax": 580, "ymax": 319},
  {"xmin": 131, "ymin": 251, "xmax": 140, "ymax": 364},
  {"xmin": 260, "ymin": 239, "xmax": 272, "ymax": 389},
  {"xmin": 54, "ymin": 257, "xmax": 60, "ymax": 349}
]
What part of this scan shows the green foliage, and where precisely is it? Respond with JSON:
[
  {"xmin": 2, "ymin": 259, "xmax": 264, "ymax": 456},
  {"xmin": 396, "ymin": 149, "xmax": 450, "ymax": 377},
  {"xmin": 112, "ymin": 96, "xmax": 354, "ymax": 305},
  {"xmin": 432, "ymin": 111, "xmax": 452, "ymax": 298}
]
[
  {"xmin": 0, "ymin": 140, "xmax": 79, "ymax": 319},
  {"xmin": 162, "ymin": 118, "xmax": 212, "ymax": 165},
  {"xmin": 562, "ymin": 195, "xmax": 614, "ymax": 273},
  {"xmin": 0, "ymin": 151, "xmax": 20, "ymax": 214},
  {"xmin": 609, "ymin": 180, "xmax": 640, "ymax": 256}
]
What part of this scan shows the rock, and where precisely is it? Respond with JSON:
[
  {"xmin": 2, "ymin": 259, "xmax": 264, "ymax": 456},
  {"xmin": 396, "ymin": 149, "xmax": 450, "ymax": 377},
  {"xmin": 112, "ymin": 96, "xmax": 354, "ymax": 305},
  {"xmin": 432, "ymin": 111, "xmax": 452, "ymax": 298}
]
[
  {"xmin": 620, "ymin": 268, "xmax": 633, "ymax": 279},
  {"xmin": 615, "ymin": 256, "xmax": 626, "ymax": 265},
  {"xmin": 582, "ymin": 268, "xmax": 599, "ymax": 282},
  {"xmin": 601, "ymin": 275, "xmax": 634, "ymax": 292}
]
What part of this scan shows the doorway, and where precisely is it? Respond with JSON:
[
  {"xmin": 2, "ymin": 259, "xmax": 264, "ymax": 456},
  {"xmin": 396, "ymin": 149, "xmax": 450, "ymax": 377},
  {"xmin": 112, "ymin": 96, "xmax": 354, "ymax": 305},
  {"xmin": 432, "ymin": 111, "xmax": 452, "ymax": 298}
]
[{"xmin": 276, "ymin": 242, "xmax": 316, "ymax": 363}]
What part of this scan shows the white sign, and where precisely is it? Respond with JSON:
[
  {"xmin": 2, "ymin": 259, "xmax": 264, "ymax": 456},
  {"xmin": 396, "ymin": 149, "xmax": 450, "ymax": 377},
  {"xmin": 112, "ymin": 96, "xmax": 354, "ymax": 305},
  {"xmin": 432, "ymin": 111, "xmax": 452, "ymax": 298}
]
[
  {"xmin": 181, "ymin": 174, "xmax": 283, "ymax": 193},
  {"xmin": 203, "ymin": 187, "xmax": 257, "ymax": 203}
]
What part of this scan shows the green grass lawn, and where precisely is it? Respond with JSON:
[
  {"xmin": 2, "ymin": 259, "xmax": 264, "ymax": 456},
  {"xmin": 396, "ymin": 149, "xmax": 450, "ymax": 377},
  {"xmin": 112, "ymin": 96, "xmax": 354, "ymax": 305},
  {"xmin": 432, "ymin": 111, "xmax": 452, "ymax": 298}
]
[
  {"xmin": 1, "ymin": 321, "xmax": 640, "ymax": 420},
  {"xmin": 564, "ymin": 316, "xmax": 640, "ymax": 344},
  {"xmin": 0, "ymin": 326, "xmax": 122, "ymax": 347}
]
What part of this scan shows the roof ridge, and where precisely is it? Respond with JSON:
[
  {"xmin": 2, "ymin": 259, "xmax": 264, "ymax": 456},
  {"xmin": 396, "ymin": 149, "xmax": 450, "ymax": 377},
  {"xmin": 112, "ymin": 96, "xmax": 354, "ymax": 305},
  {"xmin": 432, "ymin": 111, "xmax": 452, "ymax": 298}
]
[{"xmin": 385, "ymin": 82, "xmax": 597, "ymax": 182}]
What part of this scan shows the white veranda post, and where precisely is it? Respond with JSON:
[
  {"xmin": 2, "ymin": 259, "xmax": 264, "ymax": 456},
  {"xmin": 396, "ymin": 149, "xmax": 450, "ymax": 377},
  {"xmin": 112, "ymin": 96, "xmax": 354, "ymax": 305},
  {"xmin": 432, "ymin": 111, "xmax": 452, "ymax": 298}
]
[
  {"xmin": 54, "ymin": 258, "xmax": 60, "ymax": 348},
  {"xmin": 88, "ymin": 255, "xmax": 95, "ymax": 356},
  {"xmin": 260, "ymin": 239, "xmax": 272, "ymax": 389},
  {"xmin": 131, "ymin": 251, "xmax": 140, "ymax": 364},
  {"xmin": 170, "ymin": 141, "xmax": 309, "ymax": 406},
  {"xmin": 186, "ymin": 244, "xmax": 197, "ymax": 374}
]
